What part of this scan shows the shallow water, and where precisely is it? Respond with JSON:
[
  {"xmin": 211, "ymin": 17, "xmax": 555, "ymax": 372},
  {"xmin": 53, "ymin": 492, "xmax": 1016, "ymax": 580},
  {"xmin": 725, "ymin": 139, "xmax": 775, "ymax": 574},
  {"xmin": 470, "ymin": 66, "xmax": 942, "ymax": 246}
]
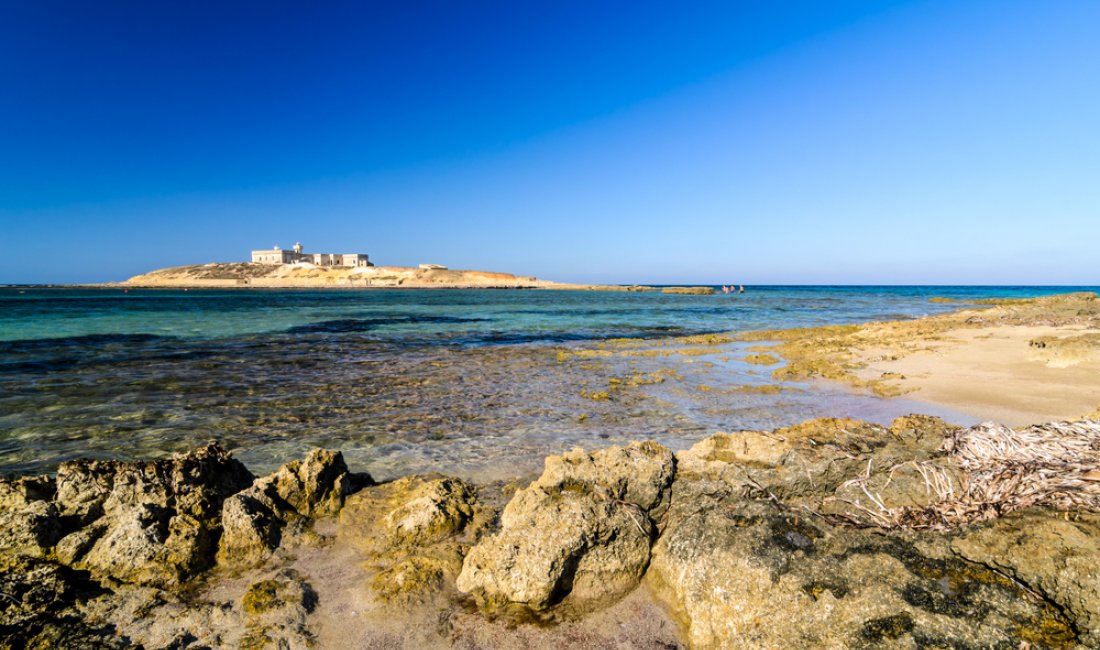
[{"xmin": 1, "ymin": 285, "xmax": 1094, "ymax": 480}]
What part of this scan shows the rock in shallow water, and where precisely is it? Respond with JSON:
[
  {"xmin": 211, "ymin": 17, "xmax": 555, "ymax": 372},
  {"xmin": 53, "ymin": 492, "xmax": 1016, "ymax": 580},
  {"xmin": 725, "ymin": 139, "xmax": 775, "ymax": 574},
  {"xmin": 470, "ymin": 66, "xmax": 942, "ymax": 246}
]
[{"xmin": 456, "ymin": 441, "xmax": 675, "ymax": 617}]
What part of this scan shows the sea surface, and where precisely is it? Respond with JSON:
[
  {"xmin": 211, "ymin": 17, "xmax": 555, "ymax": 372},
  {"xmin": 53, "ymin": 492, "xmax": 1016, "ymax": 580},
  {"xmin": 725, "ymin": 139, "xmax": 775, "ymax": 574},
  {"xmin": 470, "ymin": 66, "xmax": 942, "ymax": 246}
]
[{"xmin": 1, "ymin": 285, "xmax": 1094, "ymax": 480}]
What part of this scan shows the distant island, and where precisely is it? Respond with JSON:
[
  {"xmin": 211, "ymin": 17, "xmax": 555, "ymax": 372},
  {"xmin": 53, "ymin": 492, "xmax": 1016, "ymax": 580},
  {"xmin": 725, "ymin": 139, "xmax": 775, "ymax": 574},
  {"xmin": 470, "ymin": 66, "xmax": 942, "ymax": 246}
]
[
  {"xmin": 118, "ymin": 241, "xmax": 566, "ymax": 289},
  {"xmin": 116, "ymin": 242, "xmax": 717, "ymax": 292}
]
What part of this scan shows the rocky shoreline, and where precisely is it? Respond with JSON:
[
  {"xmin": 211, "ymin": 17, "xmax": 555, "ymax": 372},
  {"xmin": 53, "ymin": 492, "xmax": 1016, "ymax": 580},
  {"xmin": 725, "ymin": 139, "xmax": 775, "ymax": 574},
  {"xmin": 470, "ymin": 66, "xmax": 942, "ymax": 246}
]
[{"xmin": 3, "ymin": 415, "xmax": 1098, "ymax": 649}]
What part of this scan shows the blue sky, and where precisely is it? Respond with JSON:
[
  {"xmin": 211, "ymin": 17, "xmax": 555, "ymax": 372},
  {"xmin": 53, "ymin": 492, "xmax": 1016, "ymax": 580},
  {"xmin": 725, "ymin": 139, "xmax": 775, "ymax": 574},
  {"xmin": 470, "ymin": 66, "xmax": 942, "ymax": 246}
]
[{"xmin": 2, "ymin": 1, "xmax": 1097, "ymax": 284}]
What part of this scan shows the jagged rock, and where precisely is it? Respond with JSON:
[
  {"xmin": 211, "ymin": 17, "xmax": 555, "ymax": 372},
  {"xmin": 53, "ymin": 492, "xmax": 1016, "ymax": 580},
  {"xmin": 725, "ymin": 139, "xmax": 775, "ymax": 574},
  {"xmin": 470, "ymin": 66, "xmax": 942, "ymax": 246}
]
[
  {"xmin": 647, "ymin": 493, "xmax": 1078, "ymax": 649},
  {"xmin": 218, "ymin": 449, "xmax": 364, "ymax": 570},
  {"xmin": 267, "ymin": 449, "xmax": 355, "ymax": 519},
  {"xmin": 54, "ymin": 443, "xmax": 253, "ymax": 587},
  {"xmin": 675, "ymin": 418, "xmax": 885, "ymax": 498},
  {"xmin": 54, "ymin": 461, "xmax": 115, "ymax": 526},
  {"xmin": 239, "ymin": 569, "xmax": 318, "ymax": 650},
  {"xmin": 340, "ymin": 474, "xmax": 479, "ymax": 553},
  {"xmin": 0, "ymin": 476, "xmax": 60, "ymax": 557},
  {"xmin": 217, "ymin": 489, "xmax": 293, "ymax": 570},
  {"xmin": 338, "ymin": 474, "xmax": 486, "ymax": 604},
  {"xmin": 952, "ymin": 510, "xmax": 1100, "ymax": 645},
  {"xmin": 456, "ymin": 441, "xmax": 674, "ymax": 617},
  {"xmin": 54, "ymin": 522, "xmax": 107, "ymax": 566},
  {"xmin": 0, "ymin": 555, "xmax": 129, "ymax": 649},
  {"xmin": 533, "ymin": 440, "xmax": 676, "ymax": 520},
  {"xmin": 887, "ymin": 414, "xmax": 961, "ymax": 455},
  {"xmin": 0, "ymin": 475, "xmax": 54, "ymax": 509}
]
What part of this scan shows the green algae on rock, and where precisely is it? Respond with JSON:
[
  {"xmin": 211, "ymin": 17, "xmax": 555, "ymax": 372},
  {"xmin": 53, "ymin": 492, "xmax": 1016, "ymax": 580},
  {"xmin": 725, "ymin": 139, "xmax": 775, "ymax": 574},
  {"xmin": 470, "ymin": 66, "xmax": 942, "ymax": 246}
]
[
  {"xmin": 239, "ymin": 569, "xmax": 319, "ymax": 649},
  {"xmin": 338, "ymin": 474, "xmax": 489, "ymax": 606},
  {"xmin": 646, "ymin": 497, "xmax": 1076, "ymax": 649}
]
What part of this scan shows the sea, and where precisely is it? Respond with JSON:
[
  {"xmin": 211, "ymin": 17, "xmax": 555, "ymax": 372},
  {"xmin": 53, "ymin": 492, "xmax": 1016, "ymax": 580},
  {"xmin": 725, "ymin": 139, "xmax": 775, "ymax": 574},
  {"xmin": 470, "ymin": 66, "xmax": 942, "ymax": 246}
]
[{"xmin": 1, "ymin": 285, "xmax": 1094, "ymax": 481}]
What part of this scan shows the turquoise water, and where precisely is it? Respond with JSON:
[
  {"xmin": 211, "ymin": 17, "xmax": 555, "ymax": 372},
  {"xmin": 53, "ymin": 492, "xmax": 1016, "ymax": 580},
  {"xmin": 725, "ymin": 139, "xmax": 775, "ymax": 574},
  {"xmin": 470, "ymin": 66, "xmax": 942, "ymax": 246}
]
[{"xmin": 1, "ymin": 286, "xmax": 1094, "ymax": 479}]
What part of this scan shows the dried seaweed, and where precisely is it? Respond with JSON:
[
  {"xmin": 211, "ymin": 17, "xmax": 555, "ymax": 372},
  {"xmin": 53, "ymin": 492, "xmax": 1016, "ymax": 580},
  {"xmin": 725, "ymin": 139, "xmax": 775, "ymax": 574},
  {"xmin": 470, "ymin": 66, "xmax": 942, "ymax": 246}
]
[{"xmin": 839, "ymin": 420, "xmax": 1100, "ymax": 530}]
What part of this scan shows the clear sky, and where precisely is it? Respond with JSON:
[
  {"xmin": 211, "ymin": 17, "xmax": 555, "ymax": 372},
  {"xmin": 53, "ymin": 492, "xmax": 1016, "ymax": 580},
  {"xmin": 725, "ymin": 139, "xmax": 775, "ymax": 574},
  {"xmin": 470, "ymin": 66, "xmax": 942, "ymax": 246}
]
[{"xmin": 2, "ymin": 1, "xmax": 1098, "ymax": 285}]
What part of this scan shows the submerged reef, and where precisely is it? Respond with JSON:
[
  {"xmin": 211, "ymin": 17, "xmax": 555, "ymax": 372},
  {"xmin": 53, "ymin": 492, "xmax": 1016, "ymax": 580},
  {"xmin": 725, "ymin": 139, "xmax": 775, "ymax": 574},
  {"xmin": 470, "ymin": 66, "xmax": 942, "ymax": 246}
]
[{"xmin": 2, "ymin": 414, "xmax": 1099, "ymax": 648}]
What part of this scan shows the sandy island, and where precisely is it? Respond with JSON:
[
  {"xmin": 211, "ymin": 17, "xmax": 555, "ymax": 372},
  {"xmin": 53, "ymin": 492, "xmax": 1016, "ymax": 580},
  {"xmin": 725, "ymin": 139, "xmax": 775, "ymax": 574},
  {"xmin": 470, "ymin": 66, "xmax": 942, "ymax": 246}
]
[
  {"xmin": 119, "ymin": 261, "xmax": 569, "ymax": 289},
  {"xmin": 116, "ymin": 262, "xmax": 725, "ymax": 294}
]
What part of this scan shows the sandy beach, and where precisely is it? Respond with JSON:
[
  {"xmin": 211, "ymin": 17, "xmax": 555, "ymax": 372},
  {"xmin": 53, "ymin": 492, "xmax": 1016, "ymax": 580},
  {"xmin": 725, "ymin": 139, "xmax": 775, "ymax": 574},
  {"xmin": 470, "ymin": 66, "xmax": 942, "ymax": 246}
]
[
  {"xmin": 856, "ymin": 324, "xmax": 1100, "ymax": 426},
  {"xmin": 739, "ymin": 292, "xmax": 1100, "ymax": 427}
]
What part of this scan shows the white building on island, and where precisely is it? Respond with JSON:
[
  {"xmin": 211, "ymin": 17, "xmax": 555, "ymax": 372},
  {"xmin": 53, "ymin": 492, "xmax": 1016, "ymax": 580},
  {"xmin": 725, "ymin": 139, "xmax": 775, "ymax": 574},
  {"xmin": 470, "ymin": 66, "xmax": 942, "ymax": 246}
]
[{"xmin": 251, "ymin": 243, "xmax": 372, "ymax": 267}]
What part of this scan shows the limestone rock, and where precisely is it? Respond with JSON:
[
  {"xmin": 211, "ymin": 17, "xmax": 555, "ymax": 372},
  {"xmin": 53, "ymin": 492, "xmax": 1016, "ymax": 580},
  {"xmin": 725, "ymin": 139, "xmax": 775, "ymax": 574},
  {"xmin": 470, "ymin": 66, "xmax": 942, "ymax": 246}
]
[
  {"xmin": 78, "ymin": 581, "xmax": 245, "ymax": 649},
  {"xmin": 952, "ymin": 510, "xmax": 1100, "ymax": 645},
  {"xmin": 340, "ymin": 474, "xmax": 478, "ymax": 553},
  {"xmin": 456, "ymin": 441, "xmax": 674, "ymax": 617},
  {"xmin": 0, "ymin": 555, "xmax": 129, "ymax": 649},
  {"xmin": 54, "ymin": 461, "xmax": 116, "ymax": 525},
  {"xmin": 647, "ymin": 493, "xmax": 1077, "ymax": 649},
  {"xmin": 217, "ymin": 489, "xmax": 290, "ymax": 570},
  {"xmin": 55, "ymin": 443, "xmax": 253, "ymax": 587},
  {"xmin": 675, "ymin": 418, "xmax": 888, "ymax": 499},
  {"xmin": 532, "ymin": 440, "xmax": 676, "ymax": 519},
  {"xmin": 0, "ymin": 476, "xmax": 60, "ymax": 557},
  {"xmin": 54, "ymin": 522, "xmax": 107, "ymax": 566},
  {"xmin": 369, "ymin": 555, "xmax": 455, "ymax": 603},
  {"xmin": 338, "ymin": 474, "xmax": 485, "ymax": 605},
  {"xmin": 239, "ymin": 569, "xmax": 318, "ymax": 650},
  {"xmin": 0, "ymin": 475, "xmax": 54, "ymax": 509},
  {"xmin": 888, "ymin": 414, "xmax": 960, "ymax": 455},
  {"xmin": 218, "ymin": 448, "xmax": 364, "ymax": 570},
  {"xmin": 267, "ymin": 448, "xmax": 356, "ymax": 518},
  {"xmin": 677, "ymin": 416, "xmax": 958, "ymax": 509}
]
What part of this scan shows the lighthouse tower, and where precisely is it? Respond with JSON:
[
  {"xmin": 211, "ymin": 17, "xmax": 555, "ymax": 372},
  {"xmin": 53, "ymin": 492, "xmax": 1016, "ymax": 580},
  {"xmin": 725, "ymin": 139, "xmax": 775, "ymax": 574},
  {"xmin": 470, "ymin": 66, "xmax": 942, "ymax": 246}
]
[{"xmin": 293, "ymin": 242, "xmax": 303, "ymax": 255}]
